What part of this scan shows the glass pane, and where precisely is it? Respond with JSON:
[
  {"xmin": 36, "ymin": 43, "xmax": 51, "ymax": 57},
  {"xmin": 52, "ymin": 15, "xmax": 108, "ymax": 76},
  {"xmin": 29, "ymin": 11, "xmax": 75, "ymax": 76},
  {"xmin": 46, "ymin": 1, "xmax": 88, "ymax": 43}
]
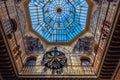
[{"xmin": 29, "ymin": 0, "xmax": 88, "ymax": 42}]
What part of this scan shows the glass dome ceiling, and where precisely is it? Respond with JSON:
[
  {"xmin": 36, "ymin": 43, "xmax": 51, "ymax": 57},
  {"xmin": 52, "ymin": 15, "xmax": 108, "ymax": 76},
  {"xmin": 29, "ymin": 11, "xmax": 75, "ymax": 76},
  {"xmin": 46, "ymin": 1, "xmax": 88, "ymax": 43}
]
[{"xmin": 29, "ymin": 0, "xmax": 88, "ymax": 42}]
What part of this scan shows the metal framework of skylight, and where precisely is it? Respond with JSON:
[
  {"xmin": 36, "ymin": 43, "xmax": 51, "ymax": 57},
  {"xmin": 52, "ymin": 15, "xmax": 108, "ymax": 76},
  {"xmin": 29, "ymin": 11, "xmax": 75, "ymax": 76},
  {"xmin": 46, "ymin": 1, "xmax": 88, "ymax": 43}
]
[{"xmin": 29, "ymin": 0, "xmax": 88, "ymax": 42}]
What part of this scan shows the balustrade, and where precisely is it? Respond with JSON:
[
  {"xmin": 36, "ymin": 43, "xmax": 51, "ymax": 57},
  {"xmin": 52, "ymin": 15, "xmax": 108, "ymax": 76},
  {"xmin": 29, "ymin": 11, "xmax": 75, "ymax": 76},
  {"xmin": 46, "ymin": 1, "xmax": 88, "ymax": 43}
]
[{"xmin": 20, "ymin": 65, "xmax": 96, "ymax": 75}]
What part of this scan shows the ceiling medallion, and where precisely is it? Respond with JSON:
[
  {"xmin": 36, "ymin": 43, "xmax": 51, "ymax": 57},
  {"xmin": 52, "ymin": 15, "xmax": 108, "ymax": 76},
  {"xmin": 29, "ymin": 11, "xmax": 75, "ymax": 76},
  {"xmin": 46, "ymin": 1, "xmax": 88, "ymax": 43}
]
[{"xmin": 41, "ymin": 47, "xmax": 67, "ymax": 74}]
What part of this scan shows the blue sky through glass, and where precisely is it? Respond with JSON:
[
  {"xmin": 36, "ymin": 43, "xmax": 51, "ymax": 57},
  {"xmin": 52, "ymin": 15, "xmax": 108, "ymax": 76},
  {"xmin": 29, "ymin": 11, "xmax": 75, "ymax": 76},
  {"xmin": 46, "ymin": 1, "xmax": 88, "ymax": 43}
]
[{"xmin": 29, "ymin": 0, "xmax": 88, "ymax": 42}]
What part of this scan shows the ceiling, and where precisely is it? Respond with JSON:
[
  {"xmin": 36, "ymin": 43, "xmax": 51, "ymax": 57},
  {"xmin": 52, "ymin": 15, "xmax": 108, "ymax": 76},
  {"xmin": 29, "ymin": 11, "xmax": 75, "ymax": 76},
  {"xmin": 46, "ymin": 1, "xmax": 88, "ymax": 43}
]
[
  {"xmin": 28, "ymin": 0, "xmax": 88, "ymax": 42},
  {"xmin": 23, "ymin": 0, "xmax": 94, "ymax": 45}
]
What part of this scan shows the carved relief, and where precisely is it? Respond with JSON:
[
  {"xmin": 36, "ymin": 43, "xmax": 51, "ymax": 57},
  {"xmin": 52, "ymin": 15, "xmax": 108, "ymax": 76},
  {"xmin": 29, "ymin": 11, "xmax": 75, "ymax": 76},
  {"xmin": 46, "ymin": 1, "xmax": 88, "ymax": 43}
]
[
  {"xmin": 16, "ymin": 7, "xmax": 26, "ymax": 34},
  {"xmin": 90, "ymin": 7, "xmax": 100, "ymax": 34},
  {"xmin": 73, "ymin": 37, "xmax": 94, "ymax": 53},
  {"xmin": 41, "ymin": 47, "xmax": 67, "ymax": 74},
  {"xmin": 3, "ymin": 19, "xmax": 17, "ymax": 39},
  {"xmin": 94, "ymin": 0, "xmax": 102, "ymax": 4},
  {"xmin": 24, "ymin": 36, "xmax": 44, "ymax": 53}
]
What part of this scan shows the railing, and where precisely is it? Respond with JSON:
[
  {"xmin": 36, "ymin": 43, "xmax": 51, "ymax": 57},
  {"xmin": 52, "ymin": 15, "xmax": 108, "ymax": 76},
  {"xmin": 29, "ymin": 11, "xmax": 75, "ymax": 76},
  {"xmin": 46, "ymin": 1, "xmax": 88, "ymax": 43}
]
[{"xmin": 20, "ymin": 65, "xmax": 96, "ymax": 76}]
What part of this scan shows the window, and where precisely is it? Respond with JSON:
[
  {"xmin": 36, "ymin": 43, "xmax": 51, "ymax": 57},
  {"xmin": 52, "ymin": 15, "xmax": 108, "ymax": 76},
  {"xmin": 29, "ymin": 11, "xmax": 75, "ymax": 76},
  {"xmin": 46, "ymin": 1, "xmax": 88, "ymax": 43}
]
[
  {"xmin": 81, "ymin": 59, "xmax": 90, "ymax": 66},
  {"xmin": 25, "ymin": 58, "xmax": 36, "ymax": 66},
  {"xmin": 29, "ymin": 0, "xmax": 88, "ymax": 42}
]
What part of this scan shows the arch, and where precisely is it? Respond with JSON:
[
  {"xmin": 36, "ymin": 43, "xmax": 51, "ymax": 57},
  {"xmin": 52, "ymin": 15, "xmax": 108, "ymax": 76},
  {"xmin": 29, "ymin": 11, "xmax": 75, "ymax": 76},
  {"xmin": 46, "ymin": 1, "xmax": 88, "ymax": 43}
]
[
  {"xmin": 80, "ymin": 56, "xmax": 91, "ymax": 66},
  {"xmin": 81, "ymin": 59, "xmax": 90, "ymax": 66},
  {"xmin": 25, "ymin": 57, "xmax": 36, "ymax": 66}
]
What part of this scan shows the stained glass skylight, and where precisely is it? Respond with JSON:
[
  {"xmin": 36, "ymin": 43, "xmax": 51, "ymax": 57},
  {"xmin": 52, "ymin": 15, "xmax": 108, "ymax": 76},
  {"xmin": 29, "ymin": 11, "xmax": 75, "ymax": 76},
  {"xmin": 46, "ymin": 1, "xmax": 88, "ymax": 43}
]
[{"xmin": 29, "ymin": 0, "xmax": 88, "ymax": 42}]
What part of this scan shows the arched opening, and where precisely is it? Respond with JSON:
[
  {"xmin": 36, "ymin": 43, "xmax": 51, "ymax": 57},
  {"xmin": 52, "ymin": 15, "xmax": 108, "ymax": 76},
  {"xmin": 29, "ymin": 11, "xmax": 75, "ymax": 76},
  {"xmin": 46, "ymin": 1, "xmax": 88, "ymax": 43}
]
[
  {"xmin": 25, "ymin": 58, "xmax": 36, "ymax": 66},
  {"xmin": 81, "ymin": 59, "xmax": 91, "ymax": 66}
]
